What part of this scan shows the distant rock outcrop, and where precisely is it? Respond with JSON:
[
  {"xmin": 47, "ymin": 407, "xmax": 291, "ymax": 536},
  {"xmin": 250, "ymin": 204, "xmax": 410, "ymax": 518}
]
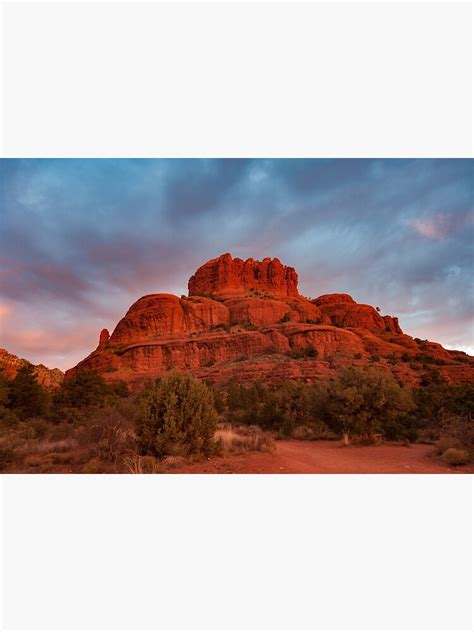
[
  {"xmin": 66, "ymin": 254, "xmax": 474, "ymax": 389},
  {"xmin": 0, "ymin": 348, "xmax": 64, "ymax": 389}
]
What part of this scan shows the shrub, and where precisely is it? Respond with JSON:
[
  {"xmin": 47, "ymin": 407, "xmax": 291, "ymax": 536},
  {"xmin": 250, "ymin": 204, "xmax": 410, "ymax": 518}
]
[
  {"xmin": 292, "ymin": 424, "xmax": 337, "ymax": 441},
  {"xmin": 108, "ymin": 380, "xmax": 129, "ymax": 398},
  {"xmin": 401, "ymin": 353, "xmax": 410, "ymax": 362},
  {"xmin": 210, "ymin": 323, "xmax": 230, "ymax": 333},
  {"xmin": 82, "ymin": 457, "xmax": 113, "ymax": 474},
  {"xmin": 286, "ymin": 348, "xmax": 318, "ymax": 360},
  {"xmin": 320, "ymin": 367, "xmax": 415, "ymax": 442},
  {"xmin": 75, "ymin": 405, "xmax": 134, "ymax": 463},
  {"xmin": 434, "ymin": 437, "xmax": 460, "ymax": 456},
  {"xmin": 0, "ymin": 370, "xmax": 10, "ymax": 407},
  {"xmin": 0, "ymin": 444, "xmax": 15, "ymax": 471},
  {"xmin": 239, "ymin": 322, "xmax": 258, "ymax": 331},
  {"xmin": 370, "ymin": 354, "xmax": 381, "ymax": 363},
  {"xmin": 353, "ymin": 353, "xmax": 362, "ymax": 360},
  {"xmin": 135, "ymin": 372, "xmax": 218, "ymax": 458},
  {"xmin": 442, "ymin": 448, "xmax": 470, "ymax": 467},
  {"xmin": 438, "ymin": 413, "xmax": 474, "ymax": 457},
  {"xmin": 279, "ymin": 312, "xmax": 291, "ymax": 323}
]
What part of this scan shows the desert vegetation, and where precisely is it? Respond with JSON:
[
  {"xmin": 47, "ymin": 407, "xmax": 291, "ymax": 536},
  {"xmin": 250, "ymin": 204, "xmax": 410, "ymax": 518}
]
[{"xmin": 0, "ymin": 363, "xmax": 472, "ymax": 473}]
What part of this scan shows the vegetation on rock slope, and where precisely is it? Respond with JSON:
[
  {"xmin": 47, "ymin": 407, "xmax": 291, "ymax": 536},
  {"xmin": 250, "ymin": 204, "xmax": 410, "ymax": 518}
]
[{"xmin": 0, "ymin": 363, "xmax": 472, "ymax": 473}]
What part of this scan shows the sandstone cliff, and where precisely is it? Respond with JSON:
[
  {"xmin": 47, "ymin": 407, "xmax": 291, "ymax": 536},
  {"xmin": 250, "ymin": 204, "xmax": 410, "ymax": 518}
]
[
  {"xmin": 0, "ymin": 348, "xmax": 64, "ymax": 389},
  {"xmin": 67, "ymin": 254, "xmax": 474, "ymax": 389}
]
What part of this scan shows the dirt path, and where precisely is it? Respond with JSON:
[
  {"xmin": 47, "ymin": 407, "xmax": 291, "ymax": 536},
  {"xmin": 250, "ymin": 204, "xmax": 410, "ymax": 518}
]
[{"xmin": 172, "ymin": 440, "xmax": 473, "ymax": 474}]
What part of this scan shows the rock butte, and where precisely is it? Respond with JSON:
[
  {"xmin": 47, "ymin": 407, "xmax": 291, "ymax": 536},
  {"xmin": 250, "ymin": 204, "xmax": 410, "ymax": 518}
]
[{"xmin": 67, "ymin": 253, "xmax": 474, "ymax": 389}]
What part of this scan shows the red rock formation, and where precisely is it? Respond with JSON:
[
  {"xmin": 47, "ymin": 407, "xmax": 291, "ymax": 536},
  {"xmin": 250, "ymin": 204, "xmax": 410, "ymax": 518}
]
[
  {"xmin": 313, "ymin": 293, "xmax": 356, "ymax": 306},
  {"xmin": 0, "ymin": 348, "xmax": 64, "ymax": 389},
  {"xmin": 67, "ymin": 254, "xmax": 474, "ymax": 389},
  {"xmin": 312, "ymin": 293, "xmax": 403, "ymax": 334},
  {"xmin": 383, "ymin": 315, "xmax": 403, "ymax": 334},
  {"xmin": 109, "ymin": 294, "xmax": 230, "ymax": 345},
  {"xmin": 188, "ymin": 253, "xmax": 299, "ymax": 298},
  {"xmin": 99, "ymin": 328, "xmax": 110, "ymax": 346}
]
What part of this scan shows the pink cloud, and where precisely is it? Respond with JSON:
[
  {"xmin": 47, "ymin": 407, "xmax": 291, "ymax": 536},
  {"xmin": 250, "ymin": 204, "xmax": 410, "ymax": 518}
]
[
  {"xmin": 407, "ymin": 209, "xmax": 474, "ymax": 240},
  {"xmin": 409, "ymin": 214, "xmax": 450, "ymax": 240}
]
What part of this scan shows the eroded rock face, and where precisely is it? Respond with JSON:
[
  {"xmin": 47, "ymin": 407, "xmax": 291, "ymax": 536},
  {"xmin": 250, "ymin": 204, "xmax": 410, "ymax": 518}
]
[
  {"xmin": 312, "ymin": 294, "xmax": 403, "ymax": 334},
  {"xmin": 313, "ymin": 293, "xmax": 356, "ymax": 306},
  {"xmin": 98, "ymin": 329, "xmax": 110, "ymax": 347},
  {"xmin": 0, "ymin": 348, "xmax": 64, "ymax": 389},
  {"xmin": 109, "ymin": 294, "xmax": 230, "ymax": 345},
  {"xmin": 67, "ymin": 254, "xmax": 474, "ymax": 389},
  {"xmin": 188, "ymin": 253, "xmax": 299, "ymax": 298}
]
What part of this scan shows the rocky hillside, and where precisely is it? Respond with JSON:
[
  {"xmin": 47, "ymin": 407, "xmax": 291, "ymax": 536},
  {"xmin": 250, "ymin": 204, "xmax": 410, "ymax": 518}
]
[
  {"xmin": 0, "ymin": 348, "xmax": 64, "ymax": 389},
  {"xmin": 67, "ymin": 253, "xmax": 474, "ymax": 389}
]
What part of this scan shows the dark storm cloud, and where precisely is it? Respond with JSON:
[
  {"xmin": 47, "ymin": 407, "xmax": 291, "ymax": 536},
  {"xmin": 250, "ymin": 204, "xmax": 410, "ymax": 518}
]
[{"xmin": 0, "ymin": 158, "xmax": 472, "ymax": 369}]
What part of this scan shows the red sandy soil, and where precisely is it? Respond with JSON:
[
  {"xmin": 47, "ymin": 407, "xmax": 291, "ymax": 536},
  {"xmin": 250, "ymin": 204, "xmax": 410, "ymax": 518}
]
[{"xmin": 172, "ymin": 440, "xmax": 474, "ymax": 474}]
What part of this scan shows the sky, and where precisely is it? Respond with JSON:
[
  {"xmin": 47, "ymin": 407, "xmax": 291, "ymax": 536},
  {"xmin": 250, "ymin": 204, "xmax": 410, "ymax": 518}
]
[{"xmin": 0, "ymin": 158, "xmax": 473, "ymax": 371}]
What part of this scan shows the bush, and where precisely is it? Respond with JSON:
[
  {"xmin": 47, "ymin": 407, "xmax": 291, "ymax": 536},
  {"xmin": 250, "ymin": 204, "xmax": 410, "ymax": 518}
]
[
  {"xmin": 320, "ymin": 367, "xmax": 415, "ymax": 442},
  {"xmin": 442, "ymin": 448, "xmax": 470, "ymax": 467},
  {"xmin": 291, "ymin": 423, "xmax": 337, "ymax": 441},
  {"xmin": 286, "ymin": 347, "xmax": 318, "ymax": 360},
  {"xmin": 75, "ymin": 405, "xmax": 133, "ymax": 463},
  {"xmin": 210, "ymin": 323, "xmax": 230, "ymax": 333},
  {"xmin": 135, "ymin": 372, "xmax": 218, "ymax": 458},
  {"xmin": 82, "ymin": 457, "xmax": 115, "ymax": 474},
  {"xmin": 0, "ymin": 444, "xmax": 16, "ymax": 471},
  {"xmin": 438, "ymin": 413, "xmax": 474, "ymax": 457},
  {"xmin": 370, "ymin": 354, "xmax": 381, "ymax": 363},
  {"xmin": 434, "ymin": 437, "xmax": 460, "ymax": 456}
]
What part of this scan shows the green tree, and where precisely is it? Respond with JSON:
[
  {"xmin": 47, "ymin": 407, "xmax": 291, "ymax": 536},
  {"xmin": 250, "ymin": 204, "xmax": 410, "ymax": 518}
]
[
  {"xmin": 8, "ymin": 363, "xmax": 48, "ymax": 419},
  {"xmin": 322, "ymin": 367, "xmax": 414, "ymax": 443},
  {"xmin": 135, "ymin": 372, "xmax": 218, "ymax": 458},
  {"xmin": 55, "ymin": 369, "xmax": 109, "ymax": 408}
]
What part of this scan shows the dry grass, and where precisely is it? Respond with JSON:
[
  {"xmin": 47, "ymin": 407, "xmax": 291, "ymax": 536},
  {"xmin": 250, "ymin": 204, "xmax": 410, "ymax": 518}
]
[
  {"xmin": 26, "ymin": 438, "xmax": 78, "ymax": 454},
  {"xmin": 215, "ymin": 425, "xmax": 275, "ymax": 455},
  {"xmin": 433, "ymin": 437, "xmax": 461, "ymax": 456},
  {"xmin": 123, "ymin": 454, "xmax": 166, "ymax": 474},
  {"xmin": 442, "ymin": 448, "xmax": 470, "ymax": 467},
  {"xmin": 163, "ymin": 455, "xmax": 187, "ymax": 468},
  {"xmin": 292, "ymin": 424, "xmax": 339, "ymax": 441}
]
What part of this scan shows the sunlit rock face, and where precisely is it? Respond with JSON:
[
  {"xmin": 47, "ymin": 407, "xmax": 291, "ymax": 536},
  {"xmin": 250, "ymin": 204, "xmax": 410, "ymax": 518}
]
[
  {"xmin": 66, "ymin": 254, "xmax": 474, "ymax": 390},
  {"xmin": 188, "ymin": 253, "xmax": 300, "ymax": 298},
  {"xmin": 0, "ymin": 348, "xmax": 64, "ymax": 389}
]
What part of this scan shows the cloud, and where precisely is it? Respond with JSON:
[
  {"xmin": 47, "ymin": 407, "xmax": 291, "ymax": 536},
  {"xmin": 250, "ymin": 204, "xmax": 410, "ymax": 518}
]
[
  {"xmin": 0, "ymin": 158, "xmax": 472, "ymax": 370},
  {"xmin": 409, "ymin": 215, "xmax": 450, "ymax": 240}
]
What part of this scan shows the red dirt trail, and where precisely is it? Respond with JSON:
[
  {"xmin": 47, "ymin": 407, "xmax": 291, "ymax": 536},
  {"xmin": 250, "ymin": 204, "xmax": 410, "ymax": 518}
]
[{"xmin": 172, "ymin": 440, "xmax": 473, "ymax": 474}]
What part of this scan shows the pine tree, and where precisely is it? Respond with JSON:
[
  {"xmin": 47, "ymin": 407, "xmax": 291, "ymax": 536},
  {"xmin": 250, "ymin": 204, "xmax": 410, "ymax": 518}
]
[{"xmin": 9, "ymin": 363, "xmax": 48, "ymax": 419}]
